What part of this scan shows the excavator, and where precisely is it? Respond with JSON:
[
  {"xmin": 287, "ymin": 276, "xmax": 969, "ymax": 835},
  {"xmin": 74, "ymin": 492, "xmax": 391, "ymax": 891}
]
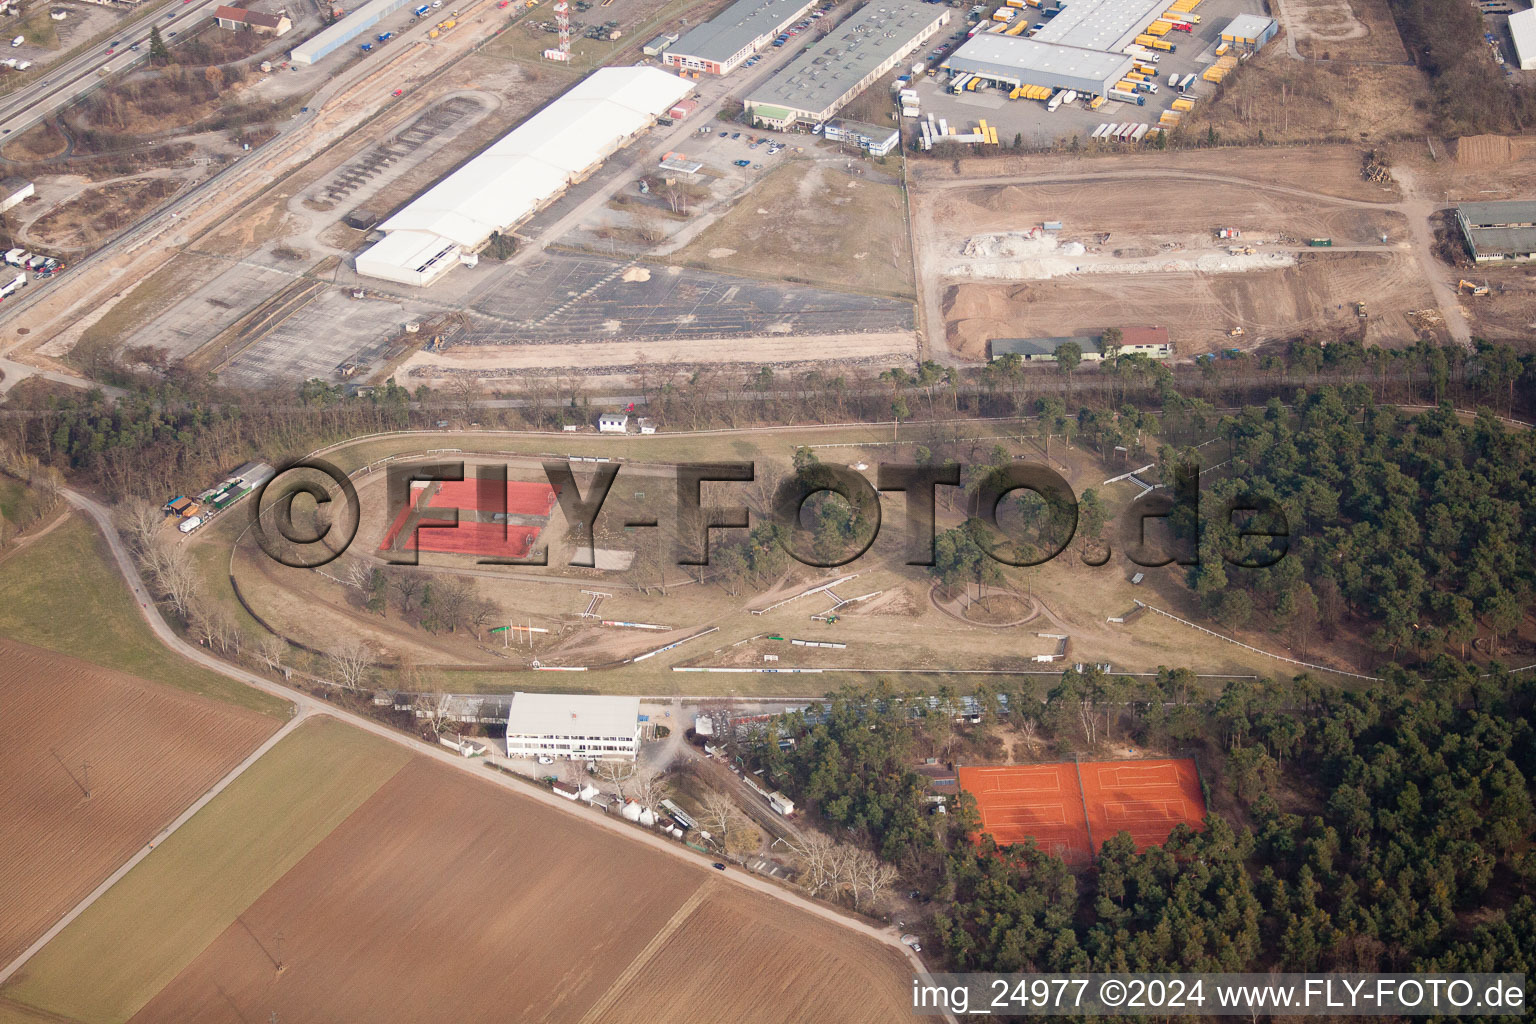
[{"xmin": 1458, "ymin": 279, "xmax": 1491, "ymax": 296}]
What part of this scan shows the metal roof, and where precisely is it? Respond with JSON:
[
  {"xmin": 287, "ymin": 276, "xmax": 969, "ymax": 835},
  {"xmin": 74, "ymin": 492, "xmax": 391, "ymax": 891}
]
[
  {"xmin": 1511, "ymin": 7, "xmax": 1536, "ymax": 69},
  {"xmin": 668, "ymin": 0, "xmax": 812, "ymax": 64},
  {"xmin": 990, "ymin": 336, "xmax": 1096, "ymax": 358},
  {"xmin": 357, "ymin": 67, "xmax": 690, "ymax": 285},
  {"xmin": 1221, "ymin": 13, "xmax": 1276, "ymax": 39},
  {"xmin": 1031, "ymin": 0, "xmax": 1168, "ymax": 53},
  {"xmin": 947, "ymin": 34, "xmax": 1132, "ymax": 84},
  {"xmin": 746, "ymin": 0, "xmax": 946, "ymax": 118},
  {"xmin": 505, "ymin": 692, "xmax": 641, "ymax": 738},
  {"xmin": 1466, "ymin": 226, "xmax": 1536, "ymax": 256},
  {"xmin": 1458, "ymin": 200, "xmax": 1536, "ymax": 227}
]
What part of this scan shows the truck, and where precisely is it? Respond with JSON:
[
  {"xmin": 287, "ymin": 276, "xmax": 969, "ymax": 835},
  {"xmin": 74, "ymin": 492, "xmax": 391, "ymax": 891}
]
[
  {"xmin": 414, "ymin": 3, "xmax": 430, "ymax": 12},
  {"xmin": 1046, "ymin": 91, "xmax": 1063, "ymax": 111},
  {"xmin": 377, "ymin": 31, "xmax": 393, "ymax": 41},
  {"xmin": 360, "ymin": 41, "xmax": 373, "ymax": 50},
  {"xmin": 1107, "ymin": 89, "xmax": 1144, "ymax": 104},
  {"xmin": 0, "ymin": 272, "xmax": 24, "ymax": 300}
]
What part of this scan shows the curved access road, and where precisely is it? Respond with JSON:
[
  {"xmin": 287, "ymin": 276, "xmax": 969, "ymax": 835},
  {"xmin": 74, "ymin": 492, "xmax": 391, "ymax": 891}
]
[{"xmin": 13, "ymin": 487, "xmax": 941, "ymax": 1014}]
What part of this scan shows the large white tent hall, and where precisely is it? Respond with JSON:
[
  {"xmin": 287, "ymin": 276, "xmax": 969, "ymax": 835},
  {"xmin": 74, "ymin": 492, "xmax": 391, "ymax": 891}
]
[{"xmin": 356, "ymin": 66, "xmax": 692, "ymax": 287}]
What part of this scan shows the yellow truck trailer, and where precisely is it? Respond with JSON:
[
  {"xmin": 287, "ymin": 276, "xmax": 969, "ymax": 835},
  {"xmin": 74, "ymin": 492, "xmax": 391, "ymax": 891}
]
[
  {"xmin": 1088, "ymin": 94, "xmax": 1106, "ymax": 109},
  {"xmin": 1171, "ymin": 97, "xmax": 1194, "ymax": 111},
  {"xmin": 1146, "ymin": 20, "xmax": 1171, "ymax": 34}
]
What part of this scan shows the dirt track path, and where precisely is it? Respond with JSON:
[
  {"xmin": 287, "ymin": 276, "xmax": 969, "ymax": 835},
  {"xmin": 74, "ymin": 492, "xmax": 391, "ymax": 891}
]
[{"xmin": 9, "ymin": 489, "xmax": 943, "ymax": 1016}]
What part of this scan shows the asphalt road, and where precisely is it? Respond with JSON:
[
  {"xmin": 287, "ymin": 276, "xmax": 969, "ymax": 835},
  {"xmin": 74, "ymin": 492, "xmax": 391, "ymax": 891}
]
[
  {"xmin": 0, "ymin": 486, "xmax": 939, "ymax": 1009},
  {"xmin": 0, "ymin": 0, "xmax": 225, "ymax": 141}
]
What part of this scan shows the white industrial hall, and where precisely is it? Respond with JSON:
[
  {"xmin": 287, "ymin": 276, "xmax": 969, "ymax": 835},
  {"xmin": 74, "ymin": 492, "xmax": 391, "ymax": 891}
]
[{"xmin": 355, "ymin": 66, "xmax": 692, "ymax": 287}]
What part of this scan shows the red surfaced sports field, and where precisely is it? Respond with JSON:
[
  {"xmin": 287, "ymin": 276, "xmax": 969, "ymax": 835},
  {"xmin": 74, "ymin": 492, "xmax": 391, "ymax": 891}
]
[
  {"xmin": 955, "ymin": 764, "xmax": 1091, "ymax": 862},
  {"xmin": 957, "ymin": 759, "xmax": 1205, "ymax": 863},
  {"xmin": 402, "ymin": 519, "xmax": 541, "ymax": 559},
  {"xmin": 427, "ymin": 480, "xmax": 557, "ymax": 517}
]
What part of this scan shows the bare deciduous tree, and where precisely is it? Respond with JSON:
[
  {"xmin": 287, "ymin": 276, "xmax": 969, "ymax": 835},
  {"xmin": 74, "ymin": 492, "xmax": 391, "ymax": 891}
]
[
  {"xmin": 118, "ymin": 499, "xmax": 165, "ymax": 555},
  {"xmin": 256, "ymin": 633, "xmax": 288, "ymax": 674},
  {"xmin": 325, "ymin": 638, "xmax": 376, "ymax": 689},
  {"xmin": 150, "ymin": 542, "xmax": 200, "ymax": 619},
  {"xmin": 593, "ymin": 758, "xmax": 636, "ymax": 798}
]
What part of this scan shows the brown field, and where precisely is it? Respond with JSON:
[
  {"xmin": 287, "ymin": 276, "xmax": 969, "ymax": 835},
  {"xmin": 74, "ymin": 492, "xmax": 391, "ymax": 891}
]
[
  {"xmin": 0, "ymin": 638, "xmax": 280, "ymax": 965},
  {"xmin": 27, "ymin": 178, "xmax": 183, "ymax": 254},
  {"xmin": 919, "ymin": 172, "xmax": 1433, "ymax": 358},
  {"xmin": 943, "ymin": 251, "xmax": 1433, "ymax": 357},
  {"xmin": 130, "ymin": 756, "xmax": 913, "ymax": 1024},
  {"xmin": 598, "ymin": 884, "xmax": 916, "ymax": 1024},
  {"xmin": 1288, "ymin": 0, "xmax": 1409, "ymax": 62},
  {"xmin": 672, "ymin": 160, "xmax": 916, "ymax": 298},
  {"xmin": 1179, "ymin": 52, "xmax": 1431, "ymax": 146}
]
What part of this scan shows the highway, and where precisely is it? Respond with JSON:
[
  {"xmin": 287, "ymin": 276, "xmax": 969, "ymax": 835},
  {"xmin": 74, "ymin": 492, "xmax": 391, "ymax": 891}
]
[{"xmin": 0, "ymin": 0, "xmax": 228, "ymax": 141}]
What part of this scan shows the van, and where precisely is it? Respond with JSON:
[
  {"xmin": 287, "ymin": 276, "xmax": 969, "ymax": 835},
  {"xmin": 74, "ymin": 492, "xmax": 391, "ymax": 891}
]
[
  {"xmin": 178, "ymin": 516, "xmax": 203, "ymax": 534},
  {"xmin": 10, "ymin": 36, "xmax": 23, "ymax": 47}
]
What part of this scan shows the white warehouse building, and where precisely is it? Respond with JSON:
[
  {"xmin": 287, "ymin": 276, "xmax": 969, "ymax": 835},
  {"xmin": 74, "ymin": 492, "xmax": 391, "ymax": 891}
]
[
  {"xmin": 504, "ymin": 691, "xmax": 642, "ymax": 760},
  {"xmin": 944, "ymin": 0, "xmax": 1169, "ymax": 96},
  {"xmin": 355, "ymin": 66, "xmax": 691, "ymax": 287},
  {"xmin": 1512, "ymin": 8, "xmax": 1536, "ymax": 72}
]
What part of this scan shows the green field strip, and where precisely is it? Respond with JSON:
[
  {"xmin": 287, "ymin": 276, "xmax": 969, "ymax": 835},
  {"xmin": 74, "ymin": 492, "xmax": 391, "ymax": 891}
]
[
  {"xmin": 1, "ymin": 717, "xmax": 412, "ymax": 1024},
  {"xmin": 0, "ymin": 514, "xmax": 288, "ymax": 718}
]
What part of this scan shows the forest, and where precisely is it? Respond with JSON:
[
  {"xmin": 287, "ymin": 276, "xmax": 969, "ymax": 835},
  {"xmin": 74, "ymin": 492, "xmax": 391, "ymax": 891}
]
[
  {"xmin": 1385, "ymin": 0, "xmax": 1536, "ymax": 135},
  {"xmin": 744, "ymin": 663, "xmax": 1536, "ymax": 978}
]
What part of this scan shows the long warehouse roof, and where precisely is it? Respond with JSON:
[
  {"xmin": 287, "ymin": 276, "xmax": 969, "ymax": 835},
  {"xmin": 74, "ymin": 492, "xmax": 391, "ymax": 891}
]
[
  {"xmin": 669, "ymin": 0, "xmax": 809, "ymax": 62},
  {"xmin": 746, "ymin": 0, "xmax": 942, "ymax": 115},
  {"xmin": 947, "ymin": 33, "xmax": 1132, "ymax": 83},
  {"xmin": 358, "ymin": 67, "xmax": 690, "ymax": 280},
  {"xmin": 505, "ymin": 692, "xmax": 641, "ymax": 737},
  {"xmin": 1511, "ymin": 8, "xmax": 1536, "ymax": 68},
  {"xmin": 1031, "ymin": 0, "xmax": 1168, "ymax": 53},
  {"xmin": 291, "ymin": 0, "xmax": 403, "ymax": 62}
]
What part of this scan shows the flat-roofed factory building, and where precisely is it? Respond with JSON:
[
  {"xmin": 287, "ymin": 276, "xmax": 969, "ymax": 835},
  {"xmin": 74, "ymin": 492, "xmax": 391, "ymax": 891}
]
[
  {"xmin": 1457, "ymin": 200, "xmax": 1536, "ymax": 263},
  {"xmin": 663, "ymin": 0, "xmax": 816, "ymax": 75},
  {"xmin": 504, "ymin": 692, "xmax": 642, "ymax": 760},
  {"xmin": 745, "ymin": 0, "xmax": 951, "ymax": 127},
  {"xmin": 942, "ymin": 0, "xmax": 1175, "ymax": 96},
  {"xmin": 1219, "ymin": 13, "xmax": 1278, "ymax": 50},
  {"xmin": 943, "ymin": 35, "xmax": 1133, "ymax": 97}
]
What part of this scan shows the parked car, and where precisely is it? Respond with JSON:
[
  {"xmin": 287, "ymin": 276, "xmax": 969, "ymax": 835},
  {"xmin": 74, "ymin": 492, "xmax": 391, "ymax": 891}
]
[
  {"xmin": 536, "ymin": 755, "xmax": 554, "ymax": 764},
  {"xmin": 730, "ymin": 131, "xmax": 740, "ymax": 138},
  {"xmin": 733, "ymin": 158, "xmax": 750, "ymax": 166},
  {"xmin": 712, "ymin": 862, "xmax": 727, "ymax": 871}
]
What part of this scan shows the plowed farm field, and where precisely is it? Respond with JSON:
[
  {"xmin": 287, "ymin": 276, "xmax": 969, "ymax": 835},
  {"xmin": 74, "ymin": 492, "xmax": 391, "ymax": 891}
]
[
  {"xmin": 0, "ymin": 638, "xmax": 279, "ymax": 965},
  {"xmin": 129, "ymin": 754, "xmax": 914, "ymax": 1024}
]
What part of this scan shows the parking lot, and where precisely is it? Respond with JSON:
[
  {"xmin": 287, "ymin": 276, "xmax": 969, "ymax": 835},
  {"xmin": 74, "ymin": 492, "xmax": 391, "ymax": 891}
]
[{"xmin": 902, "ymin": 0, "xmax": 1269, "ymax": 146}]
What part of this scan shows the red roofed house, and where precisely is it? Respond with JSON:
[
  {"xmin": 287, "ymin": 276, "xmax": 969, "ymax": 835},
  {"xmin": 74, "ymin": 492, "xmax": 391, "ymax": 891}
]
[
  {"xmin": 1112, "ymin": 325, "xmax": 1172, "ymax": 359},
  {"xmin": 214, "ymin": 6, "xmax": 292, "ymax": 35}
]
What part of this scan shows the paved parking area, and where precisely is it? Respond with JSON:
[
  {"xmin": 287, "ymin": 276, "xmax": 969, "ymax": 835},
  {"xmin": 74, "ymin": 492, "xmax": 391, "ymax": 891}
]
[
  {"xmin": 912, "ymin": 0, "xmax": 1268, "ymax": 145},
  {"xmin": 460, "ymin": 252, "xmax": 913, "ymax": 343},
  {"xmin": 221, "ymin": 289, "xmax": 408, "ymax": 386}
]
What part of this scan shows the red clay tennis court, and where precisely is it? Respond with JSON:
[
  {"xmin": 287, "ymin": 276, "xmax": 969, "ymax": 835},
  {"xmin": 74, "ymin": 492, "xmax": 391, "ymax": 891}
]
[
  {"xmin": 957, "ymin": 758, "xmax": 1205, "ymax": 863},
  {"xmin": 956, "ymin": 764, "xmax": 1091, "ymax": 862},
  {"xmin": 426, "ymin": 479, "xmax": 558, "ymax": 517},
  {"xmin": 1080, "ymin": 758, "xmax": 1205, "ymax": 853}
]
